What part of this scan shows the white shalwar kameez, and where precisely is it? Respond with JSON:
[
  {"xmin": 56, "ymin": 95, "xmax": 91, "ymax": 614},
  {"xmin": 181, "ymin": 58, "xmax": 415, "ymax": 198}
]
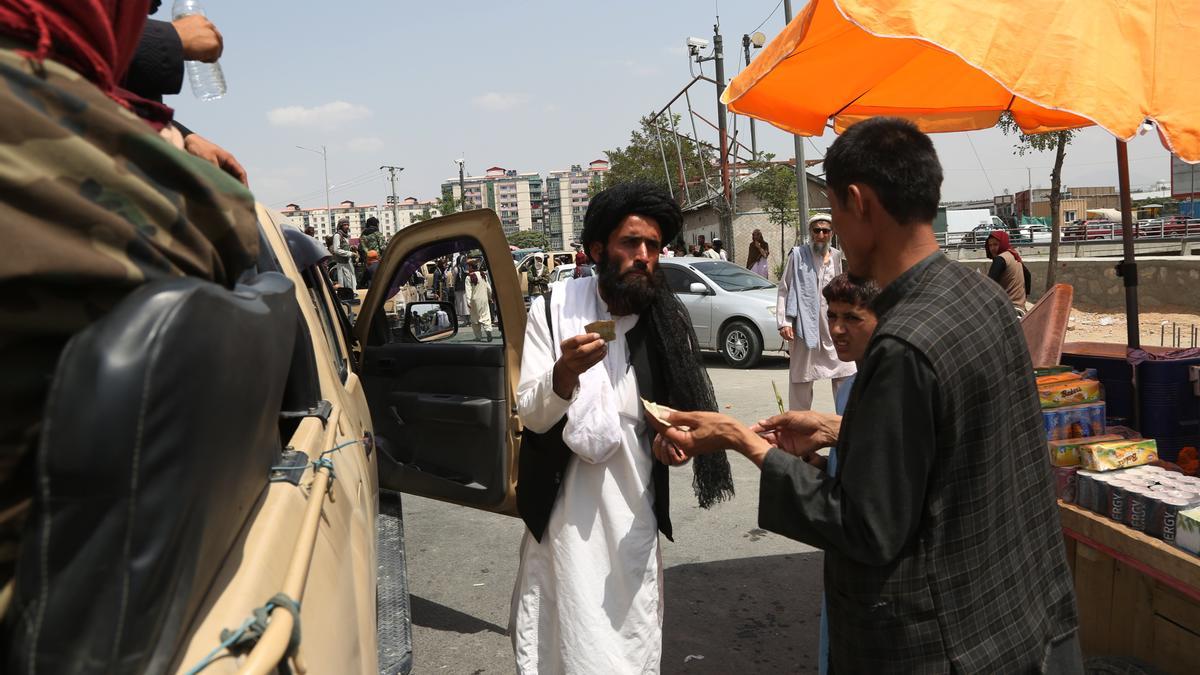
[{"xmin": 510, "ymin": 276, "xmax": 662, "ymax": 675}]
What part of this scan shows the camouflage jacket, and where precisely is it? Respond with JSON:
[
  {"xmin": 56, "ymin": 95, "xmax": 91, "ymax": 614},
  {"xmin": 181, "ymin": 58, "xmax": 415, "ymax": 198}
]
[
  {"xmin": 359, "ymin": 229, "xmax": 386, "ymax": 256},
  {"xmin": 0, "ymin": 42, "xmax": 259, "ymax": 337},
  {"xmin": 527, "ymin": 266, "xmax": 550, "ymax": 296}
]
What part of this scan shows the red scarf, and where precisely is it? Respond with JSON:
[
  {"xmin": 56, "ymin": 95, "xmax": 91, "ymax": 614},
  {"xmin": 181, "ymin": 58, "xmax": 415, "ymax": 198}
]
[
  {"xmin": 988, "ymin": 230, "xmax": 1022, "ymax": 262},
  {"xmin": 0, "ymin": 0, "xmax": 174, "ymax": 128}
]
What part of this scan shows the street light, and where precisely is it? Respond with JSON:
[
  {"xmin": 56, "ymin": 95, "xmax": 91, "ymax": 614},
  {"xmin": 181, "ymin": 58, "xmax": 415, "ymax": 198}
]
[{"xmin": 297, "ymin": 145, "xmax": 330, "ymax": 232}]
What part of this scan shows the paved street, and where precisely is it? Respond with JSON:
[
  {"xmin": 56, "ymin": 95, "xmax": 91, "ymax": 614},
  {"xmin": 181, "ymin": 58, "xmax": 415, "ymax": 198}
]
[{"xmin": 401, "ymin": 352, "xmax": 837, "ymax": 673}]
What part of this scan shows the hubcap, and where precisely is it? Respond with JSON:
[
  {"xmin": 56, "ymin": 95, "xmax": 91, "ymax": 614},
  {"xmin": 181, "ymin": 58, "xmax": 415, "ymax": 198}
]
[{"xmin": 726, "ymin": 330, "xmax": 749, "ymax": 361}]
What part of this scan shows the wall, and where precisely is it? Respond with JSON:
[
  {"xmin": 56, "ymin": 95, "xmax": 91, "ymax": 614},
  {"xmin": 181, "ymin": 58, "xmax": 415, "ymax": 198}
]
[{"xmin": 960, "ymin": 256, "xmax": 1200, "ymax": 312}]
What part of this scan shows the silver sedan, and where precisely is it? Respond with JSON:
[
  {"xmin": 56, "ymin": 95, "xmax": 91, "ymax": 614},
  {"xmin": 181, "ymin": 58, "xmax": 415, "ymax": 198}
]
[{"xmin": 659, "ymin": 257, "xmax": 785, "ymax": 368}]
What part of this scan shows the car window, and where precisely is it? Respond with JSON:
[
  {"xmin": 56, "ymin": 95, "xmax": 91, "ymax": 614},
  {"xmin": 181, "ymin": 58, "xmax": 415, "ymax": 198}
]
[
  {"xmin": 374, "ymin": 236, "xmax": 504, "ymax": 346},
  {"xmin": 691, "ymin": 261, "xmax": 776, "ymax": 292},
  {"xmin": 661, "ymin": 265, "xmax": 703, "ymax": 293},
  {"xmin": 303, "ymin": 267, "xmax": 349, "ymax": 382}
]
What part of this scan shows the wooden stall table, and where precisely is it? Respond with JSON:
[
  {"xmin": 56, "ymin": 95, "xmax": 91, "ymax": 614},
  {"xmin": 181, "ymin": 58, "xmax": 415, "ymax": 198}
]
[{"xmin": 1060, "ymin": 502, "xmax": 1200, "ymax": 673}]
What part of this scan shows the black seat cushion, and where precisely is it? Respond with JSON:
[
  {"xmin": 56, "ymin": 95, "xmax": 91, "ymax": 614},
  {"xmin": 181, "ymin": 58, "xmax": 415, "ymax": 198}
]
[{"xmin": 7, "ymin": 272, "xmax": 296, "ymax": 674}]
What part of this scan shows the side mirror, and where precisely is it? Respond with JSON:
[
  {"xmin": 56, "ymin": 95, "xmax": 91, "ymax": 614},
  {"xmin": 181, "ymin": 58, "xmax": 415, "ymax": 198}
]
[
  {"xmin": 403, "ymin": 301, "xmax": 458, "ymax": 343},
  {"xmin": 688, "ymin": 282, "xmax": 710, "ymax": 295}
]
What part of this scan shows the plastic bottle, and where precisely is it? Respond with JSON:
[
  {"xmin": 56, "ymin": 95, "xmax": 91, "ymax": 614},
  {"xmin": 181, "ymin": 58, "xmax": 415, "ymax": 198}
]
[{"xmin": 172, "ymin": 0, "xmax": 226, "ymax": 101}]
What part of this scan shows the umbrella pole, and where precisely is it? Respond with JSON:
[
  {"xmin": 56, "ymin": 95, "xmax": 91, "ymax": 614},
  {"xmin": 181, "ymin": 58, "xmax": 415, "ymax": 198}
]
[
  {"xmin": 1116, "ymin": 139, "xmax": 1142, "ymax": 432},
  {"xmin": 1116, "ymin": 139, "xmax": 1140, "ymax": 350}
]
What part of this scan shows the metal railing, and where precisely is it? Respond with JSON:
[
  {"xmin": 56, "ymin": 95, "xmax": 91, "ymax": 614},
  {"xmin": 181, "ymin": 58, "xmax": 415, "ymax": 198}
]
[{"xmin": 937, "ymin": 220, "xmax": 1200, "ymax": 249}]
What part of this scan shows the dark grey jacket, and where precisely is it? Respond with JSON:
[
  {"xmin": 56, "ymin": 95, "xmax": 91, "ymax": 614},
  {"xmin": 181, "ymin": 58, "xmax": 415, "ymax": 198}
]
[{"xmin": 760, "ymin": 253, "xmax": 1077, "ymax": 672}]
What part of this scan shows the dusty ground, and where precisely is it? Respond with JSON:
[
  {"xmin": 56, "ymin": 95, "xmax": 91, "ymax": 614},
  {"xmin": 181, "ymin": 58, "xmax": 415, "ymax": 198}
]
[{"xmin": 1066, "ymin": 309, "xmax": 1200, "ymax": 348}]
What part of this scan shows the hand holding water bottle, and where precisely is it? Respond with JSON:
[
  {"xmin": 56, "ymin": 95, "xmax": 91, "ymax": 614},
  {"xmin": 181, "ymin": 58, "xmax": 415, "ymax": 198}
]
[{"xmin": 172, "ymin": 0, "xmax": 226, "ymax": 100}]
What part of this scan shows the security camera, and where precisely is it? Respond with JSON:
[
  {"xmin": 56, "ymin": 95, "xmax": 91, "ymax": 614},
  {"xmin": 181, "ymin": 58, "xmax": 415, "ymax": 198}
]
[{"xmin": 687, "ymin": 37, "xmax": 710, "ymax": 50}]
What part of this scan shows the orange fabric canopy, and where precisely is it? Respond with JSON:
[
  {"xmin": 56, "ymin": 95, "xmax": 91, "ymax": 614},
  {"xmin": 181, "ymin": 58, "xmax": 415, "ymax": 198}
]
[{"xmin": 723, "ymin": 0, "xmax": 1200, "ymax": 162}]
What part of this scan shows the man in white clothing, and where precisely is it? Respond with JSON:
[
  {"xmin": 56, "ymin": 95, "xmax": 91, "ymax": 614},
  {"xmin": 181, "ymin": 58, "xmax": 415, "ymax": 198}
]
[
  {"xmin": 776, "ymin": 214, "xmax": 856, "ymax": 410},
  {"xmin": 511, "ymin": 181, "xmax": 734, "ymax": 674}
]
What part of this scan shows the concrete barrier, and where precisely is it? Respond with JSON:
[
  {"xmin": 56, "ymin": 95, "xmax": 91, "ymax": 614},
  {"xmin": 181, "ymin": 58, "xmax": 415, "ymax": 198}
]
[{"xmin": 958, "ymin": 256, "xmax": 1200, "ymax": 313}]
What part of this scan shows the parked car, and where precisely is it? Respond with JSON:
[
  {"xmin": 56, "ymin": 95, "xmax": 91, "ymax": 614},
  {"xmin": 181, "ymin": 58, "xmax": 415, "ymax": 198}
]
[
  {"xmin": 961, "ymin": 223, "xmax": 996, "ymax": 245},
  {"xmin": 39, "ymin": 206, "xmax": 527, "ymax": 674},
  {"xmin": 659, "ymin": 257, "xmax": 785, "ymax": 368},
  {"xmin": 1009, "ymin": 224, "xmax": 1052, "ymax": 244},
  {"xmin": 549, "ymin": 262, "xmax": 595, "ymax": 284},
  {"xmin": 1063, "ymin": 219, "xmax": 1121, "ymax": 241}
]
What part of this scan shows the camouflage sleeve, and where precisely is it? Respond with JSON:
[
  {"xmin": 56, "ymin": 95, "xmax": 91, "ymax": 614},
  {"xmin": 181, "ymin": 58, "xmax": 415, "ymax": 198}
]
[{"xmin": 0, "ymin": 46, "xmax": 260, "ymax": 338}]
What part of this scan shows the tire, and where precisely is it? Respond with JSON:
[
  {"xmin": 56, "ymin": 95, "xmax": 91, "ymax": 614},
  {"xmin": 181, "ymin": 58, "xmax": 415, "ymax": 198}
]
[{"xmin": 720, "ymin": 320, "xmax": 762, "ymax": 369}]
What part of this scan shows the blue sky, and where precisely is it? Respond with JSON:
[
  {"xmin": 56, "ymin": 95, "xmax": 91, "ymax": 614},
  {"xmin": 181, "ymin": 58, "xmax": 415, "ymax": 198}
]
[{"xmin": 170, "ymin": 1, "xmax": 1174, "ymax": 211}]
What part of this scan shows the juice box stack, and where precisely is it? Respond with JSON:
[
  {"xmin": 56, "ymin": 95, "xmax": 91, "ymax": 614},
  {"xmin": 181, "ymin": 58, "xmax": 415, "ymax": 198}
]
[{"xmin": 1038, "ymin": 366, "xmax": 1200, "ymax": 556}]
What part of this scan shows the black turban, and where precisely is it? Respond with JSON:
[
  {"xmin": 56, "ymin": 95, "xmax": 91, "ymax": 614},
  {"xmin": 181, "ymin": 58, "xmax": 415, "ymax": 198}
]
[{"xmin": 582, "ymin": 181, "xmax": 682, "ymax": 262}]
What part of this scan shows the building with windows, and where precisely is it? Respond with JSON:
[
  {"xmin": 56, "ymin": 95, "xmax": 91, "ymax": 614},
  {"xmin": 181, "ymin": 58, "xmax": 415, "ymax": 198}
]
[
  {"xmin": 543, "ymin": 159, "xmax": 609, "ymax": 249},
  {"xmin": 279, "ymin": 197, "xmax": 439, "ymax": 239},
  {"xmin": 1013, "ymin": 185, "xmax": 1120, "ymax": 224},
  {"xmin": 441, "ymin": 166, "xmax": 544, "ymax": 235}
]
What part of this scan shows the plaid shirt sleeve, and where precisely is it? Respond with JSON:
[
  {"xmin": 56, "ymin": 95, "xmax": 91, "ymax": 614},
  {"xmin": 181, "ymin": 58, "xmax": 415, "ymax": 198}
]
[{"xmin": 758, "ymin": 337, "xmax": 937, "ymax": 564}]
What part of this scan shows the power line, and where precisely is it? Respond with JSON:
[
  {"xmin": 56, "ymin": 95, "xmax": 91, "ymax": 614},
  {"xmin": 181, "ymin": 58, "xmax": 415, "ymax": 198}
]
[
  {"xmin": 750, "ymin": 0, "xmax": 785, "ymax": 35},
  {"xmin": 965, "ymin": 132, "xmax": 996, "ymax": 196}
]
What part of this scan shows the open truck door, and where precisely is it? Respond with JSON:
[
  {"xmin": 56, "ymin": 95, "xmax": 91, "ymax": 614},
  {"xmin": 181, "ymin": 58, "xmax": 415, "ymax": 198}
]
[{"xmin": 354, "ymin": 209, "xmax": 524, "ymax": 513}]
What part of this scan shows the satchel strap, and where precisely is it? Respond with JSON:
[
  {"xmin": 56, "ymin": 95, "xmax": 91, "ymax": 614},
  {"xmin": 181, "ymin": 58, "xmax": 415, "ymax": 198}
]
[{"xmin": 543, "ymin": 287, "xmax": 554, "ymax": 344}]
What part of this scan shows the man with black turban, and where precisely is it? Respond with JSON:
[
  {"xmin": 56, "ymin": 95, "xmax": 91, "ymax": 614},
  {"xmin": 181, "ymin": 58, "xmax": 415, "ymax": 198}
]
[{"xmin": 509, "ymin": 181, "xmax": 734, "ymax": 673}]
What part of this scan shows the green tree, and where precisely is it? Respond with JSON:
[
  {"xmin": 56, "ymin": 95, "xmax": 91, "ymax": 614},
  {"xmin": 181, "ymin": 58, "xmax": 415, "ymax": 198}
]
[
  {"xmin": 410, "ymin": 206, "xmax": 435, "ymax": 224},
  {"xmin": 596, "ymin": 114, "xmax": 715, "ymax": 203},
  {"xmin": 997, "ymin": 113, "xmax": 1077, "ymax": 291},
  {"xmin": 507, "ymin": 230, "xmax": 547, "ymax": 249}
]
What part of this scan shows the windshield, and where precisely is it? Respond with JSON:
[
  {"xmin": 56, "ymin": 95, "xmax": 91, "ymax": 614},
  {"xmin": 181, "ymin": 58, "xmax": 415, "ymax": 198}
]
[{"xmin": 691, "ymin": 261, "xmax": 775, "ymax": 292}]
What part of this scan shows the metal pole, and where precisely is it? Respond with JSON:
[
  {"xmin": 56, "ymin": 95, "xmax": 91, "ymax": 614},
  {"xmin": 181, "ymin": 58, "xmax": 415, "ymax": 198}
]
[
  {"xmin": 713, "ymin": 24, "xmax": 734, "ymax": 248},
  {"xmin": 458, "ymin": 159, "xmax": 466, "ymax": 212},
  {"xmin": 1027, "ymin": 167, "xmax": 1033, "ymax": 219},
  {"xmin": 783, "ymin": 0, "xmax": 809, "ymax": 243},
  {"xmin": 652, "ymin": 121, "xmax": 675, "ymax": 200},
  {"xmin": 742, "ymin": 34, "xmax": 758, "ymax": 159},
  {"xmin": 667, "ymin": 108, "xmax": 693, "ymax": 204},
  {"xmin": 1117, "ymin": 139, "xmax": 1140, "ymax": 349},
  {"xmin": 381, "ymin": 165, "xmax": 402, "ymax": 231}
]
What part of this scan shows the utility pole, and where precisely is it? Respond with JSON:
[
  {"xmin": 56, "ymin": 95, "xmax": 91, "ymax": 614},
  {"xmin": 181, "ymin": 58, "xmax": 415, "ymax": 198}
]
[
  {"xmin": 742, "ymin": 33, "xmax": 761, "ymax": 159},
  {"xmin": 456, "ymin": 158, "xmax": 467, "ymax": 212},
  {"xmin": 783, "ymin": 0, "xmax": 809, "ymax": 244},
  {"xmin": 381, "ymin": 165, "xmax": 403, "ymax": 232},
  {"xmin": 1027, "ymin": 166, "xmax": 1033, "ymax": 219},
  {"xmin": 297, "ymin": 145, "xmax": 330, "ymax": 233},
  {"xmin": 713, "ymin": 22, "xmax": 734, "ymax": 249}
]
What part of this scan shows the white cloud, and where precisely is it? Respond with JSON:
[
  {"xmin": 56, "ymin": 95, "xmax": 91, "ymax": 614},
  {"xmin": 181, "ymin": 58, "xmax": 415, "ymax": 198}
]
[
  {"xmin": 345, "ymin": 137, "xmax": 384, "ymax": 154},
  {"xmin": 543, "ymin": 103, "xmax": 561, "ymax": 114},
  {"xmin": 471, "ymin": 92, "xmax": 527, "ymax": 112},
  {"xmin": 266, "ymin": 101, "xmax": 372, "ymax": 129}
]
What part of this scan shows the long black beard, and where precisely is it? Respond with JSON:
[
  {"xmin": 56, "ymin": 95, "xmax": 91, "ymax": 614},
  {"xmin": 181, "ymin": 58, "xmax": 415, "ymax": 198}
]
[{"xmin": 596, "ymin": 254, "xmax": 664, "ymax": 316}]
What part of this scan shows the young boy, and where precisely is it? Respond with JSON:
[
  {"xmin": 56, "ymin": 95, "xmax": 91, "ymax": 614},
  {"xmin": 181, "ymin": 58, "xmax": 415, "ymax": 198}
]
[{"xmin": 817, "ymin": 272, "xmax": 879, "ymax": 675}]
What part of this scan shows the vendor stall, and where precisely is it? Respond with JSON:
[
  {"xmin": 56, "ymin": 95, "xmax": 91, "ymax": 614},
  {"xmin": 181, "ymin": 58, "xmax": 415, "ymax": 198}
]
[{"xmin": 1060, "ymin": 503, "xmax": 1200, "ymax": 671}]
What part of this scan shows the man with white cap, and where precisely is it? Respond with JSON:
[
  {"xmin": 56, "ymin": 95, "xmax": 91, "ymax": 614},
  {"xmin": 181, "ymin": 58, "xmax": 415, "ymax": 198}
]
[{"xmin": 776, "ymin": 214, "xmax": 856, "ymax": 410}]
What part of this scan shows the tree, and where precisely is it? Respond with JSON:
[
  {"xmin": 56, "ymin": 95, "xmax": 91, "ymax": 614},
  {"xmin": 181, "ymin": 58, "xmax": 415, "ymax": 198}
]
[
  {"xmin": 412, "ymin": 194, "xmax": 460, "ymax": 224},
  {"xmin": 410, "ymin": 206, "xmax": 435, "ymax": 224},
  {"xmin": 596, "ymin": 114, "xmax": 716, "ymax": 204},
  {"xmin": 507, "ymin": 230, "xmax": 546, "ymax": 249},
  {"xmin": 997, "ymin": 113, "xmax": 1077, "ymax": 291}
]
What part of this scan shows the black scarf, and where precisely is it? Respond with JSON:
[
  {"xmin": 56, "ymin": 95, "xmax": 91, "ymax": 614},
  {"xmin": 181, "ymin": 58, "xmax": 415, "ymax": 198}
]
[{"xmin": 645, "ymin": 281, "xmax": 735, "ymax": 508}]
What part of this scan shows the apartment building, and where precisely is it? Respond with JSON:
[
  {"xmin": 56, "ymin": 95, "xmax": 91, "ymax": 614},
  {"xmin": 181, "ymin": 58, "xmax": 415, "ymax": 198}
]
[
  {"xmin": 280, "ymin": 197, "xmax": 439, "ymax": 239},
  {"xmin": 441, "ymin": 166, "xmax": 544, "ymax": 235},
  {"xmin": 543, "ymin": 159, "xmax": 609, "ymax": 249}
]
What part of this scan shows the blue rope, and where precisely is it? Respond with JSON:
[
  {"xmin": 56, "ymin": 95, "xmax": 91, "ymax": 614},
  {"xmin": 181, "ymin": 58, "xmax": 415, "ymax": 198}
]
[
  {"xmin": 269, "ymin": 439, "xmax": 358, "ymax": 475},
  {"xmin": 182, "ymin": 617, "xmax": 255, "ymax": 675}
]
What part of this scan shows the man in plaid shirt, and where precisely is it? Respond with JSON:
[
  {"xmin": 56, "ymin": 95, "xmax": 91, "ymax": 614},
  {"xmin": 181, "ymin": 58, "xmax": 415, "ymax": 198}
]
[{"xmin": 659, "ymin": 118, "xmax": 1081, "ymax": 672}]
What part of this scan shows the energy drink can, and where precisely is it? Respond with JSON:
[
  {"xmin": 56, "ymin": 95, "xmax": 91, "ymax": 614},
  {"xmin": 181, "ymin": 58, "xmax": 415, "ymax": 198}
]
[
  {"xmin": 1126, "ymin": 487, "xmax": 1153, "ymax": 531},
  {"xmin": 1155, "ymin": 497, "xmax": 1191, "ymax": 543},
  {"xmin": 1107, "ymin": 479, "xmax": 1133, "ymax": 522},
  {"xmin": 1052, "ymin": 467, "xmax": 1078, "ymax": 503},
  {"xmin": 1076, "ymin": 471, "xmax": 1099, "ymax": 512}
]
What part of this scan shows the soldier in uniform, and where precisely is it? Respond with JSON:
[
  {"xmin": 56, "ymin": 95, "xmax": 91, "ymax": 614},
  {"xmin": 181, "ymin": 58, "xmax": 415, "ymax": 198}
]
[
  {"xmin": 0, "ymin": 1, "xmax": 259, "ymax": 632},
  {"xmin": 526, "ymin": 252, "xmax": 550, "ymax": 299}
]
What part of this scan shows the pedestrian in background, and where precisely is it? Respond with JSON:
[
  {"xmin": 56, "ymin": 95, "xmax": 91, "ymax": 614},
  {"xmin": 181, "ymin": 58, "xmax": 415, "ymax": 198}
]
[
  {"xmin": 702, "ymin": 241, "xmax": 720, "ymax": 260},
  {"xmin": 776, "ymin": 214, "xmax": 855, "ymax": 410},
  {"xmin": 331, "ymin": 219, "xmax": 356, "ymax": 291},
  {"xmin": 712, "ymin": 238, "xmax": 728, "ymax": 260},
  {"xmin": 465, "ymin": 259, "xmax": 494, "ymax": 341},
  {"xmin": 452, "ymin": 253, "xmax": 469, "ymax": 324},
  {"xmin": 527, "ymin": 253, "xmax": 549, "ymax": 299},
  {"xmin": 985, "ymin": 230, "xmax": 1032, "ymax": 317},
  {"xmin": 746, "ymin": 229, "xmax": 770, "ymax": 277}
]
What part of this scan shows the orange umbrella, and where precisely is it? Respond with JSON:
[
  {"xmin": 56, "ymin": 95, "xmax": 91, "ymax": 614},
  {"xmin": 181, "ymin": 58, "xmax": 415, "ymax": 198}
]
[
  {"xmin": 723, "ymin": 0, "xmax": 1200, "ymax": 352},
  {"xmin": 723, "ymin": 0, "xmax": 1200, "ymax": 161}
]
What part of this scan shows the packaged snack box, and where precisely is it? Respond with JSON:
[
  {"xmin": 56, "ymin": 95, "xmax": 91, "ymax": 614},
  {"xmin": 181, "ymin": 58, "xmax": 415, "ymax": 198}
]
[
  {"xmin": 1048, "ymin": 434, "xmax": 1123, "ymax": 467},
  {"xmin": 1177, "ymin": 507, "xmax": 1200, "ymax": 555},
  {"xmin": 1042, "ymin": 402, "xmax": 1106, "ymax": 441},
  {"xmin": 1035, "ymin": 369, "xmax": 1098, "ymax": 387},
  {"xmin": 1079, "ymin": 439, "xmax": 1159, "ymax": 472},
  {"xmin": 1039, "ymin": 379, "xmax": 1102, "ymax": 409},
  {"xmin": 1035, "ymin": 365, "xmax": 1074, "ymax": 377}
]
